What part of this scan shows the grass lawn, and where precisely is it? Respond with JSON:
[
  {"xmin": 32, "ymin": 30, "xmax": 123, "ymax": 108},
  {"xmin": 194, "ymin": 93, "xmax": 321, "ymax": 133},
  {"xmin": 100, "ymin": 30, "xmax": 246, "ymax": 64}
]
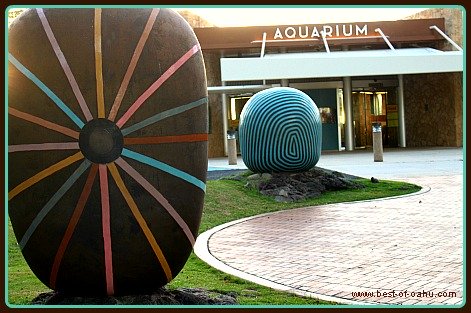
[{"xmin": 7, "ymin": 172, "xmax": 421, "ymax": 306}]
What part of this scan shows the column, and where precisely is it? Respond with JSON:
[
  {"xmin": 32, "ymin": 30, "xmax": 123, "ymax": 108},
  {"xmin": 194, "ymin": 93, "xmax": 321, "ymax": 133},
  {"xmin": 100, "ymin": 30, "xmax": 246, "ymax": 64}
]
[
  {"xmin": 397, "ymin": 74, "xmax": 406, "ymax": 147},
  {"xmin": 221, "ymin": 81, "xmax": 228, "ymax": 155},
  {"xmin": 280, "ymin": 47, "xmax": 288, "ymax": 87},
  {"xmin": 343, "ymin": 76, "xmax": 354, "ymax": 151}
]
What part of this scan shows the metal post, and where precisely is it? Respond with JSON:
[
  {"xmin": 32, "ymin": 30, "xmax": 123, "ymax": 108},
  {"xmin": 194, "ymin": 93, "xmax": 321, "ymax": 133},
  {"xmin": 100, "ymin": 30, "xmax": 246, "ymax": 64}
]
[
  {"xmin": 343, "ymin": 76, "xmax": 354, "ymax": 151},
  {"xmin": 429, "ymin": 25, "xmax": 463, "ymax": 51},
  {"xmin": 321, "ymin": 31, "xmax": 330, "ymax": 53},
  {"xmin": 375, "ymin": 28, "xmax": 395, "ymax": 50},
  {"xmin": 397, "ymin": 74, "xmax": 406, "ymax": 147},
  {"xmin": 260, "ymin": 32, "xmax": 267, "ymax": 58}
]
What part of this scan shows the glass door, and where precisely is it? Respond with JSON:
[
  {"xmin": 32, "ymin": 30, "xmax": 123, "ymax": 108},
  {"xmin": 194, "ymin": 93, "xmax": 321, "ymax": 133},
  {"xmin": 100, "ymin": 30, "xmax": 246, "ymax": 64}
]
[
  {"xmin": 227, "ymin": 96, "xmax": 250, "ymax": 153},
  {"xmin": 352, "ymin": 89, "xmax": 389, "ymax": 148}
]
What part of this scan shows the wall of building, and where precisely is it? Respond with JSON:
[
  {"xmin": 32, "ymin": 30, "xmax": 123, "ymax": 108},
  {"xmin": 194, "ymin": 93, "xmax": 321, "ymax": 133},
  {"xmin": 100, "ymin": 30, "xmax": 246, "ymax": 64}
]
[
  {"xmin": 404, "ymin": 72, "xmax": 462, "ymax": 147},
  {"xmin": 178, "ymin": 11, "xmax": 225, "ymax": 157},
  {"xmin": 405, "ymin": 8, "xmax": 463, "ymax": 50},
  {"xmin": 453, "ymin": 72, "xmax": 463, "ymax": 146},
  {"xmin": 403, "ymin": 8, "xmax": 463, "ymax": 148},
  {"xmin": 203, "ymin": 52, "xmax": 226, "ymax": 157},
  {"xmin": 177, "ymin": 10, "xmax": 214, "ymax": 28}
]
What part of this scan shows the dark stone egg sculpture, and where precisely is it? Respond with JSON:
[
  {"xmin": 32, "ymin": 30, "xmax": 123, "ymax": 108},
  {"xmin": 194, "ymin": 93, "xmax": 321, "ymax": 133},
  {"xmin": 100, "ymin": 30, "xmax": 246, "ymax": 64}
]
[
  {"xmin": 8, "ymin": 8, "xmax": 208, "ymax": 296},
  {"xmin": 239, "ymin": 87, "xmax": 321, "ymax": 173}
]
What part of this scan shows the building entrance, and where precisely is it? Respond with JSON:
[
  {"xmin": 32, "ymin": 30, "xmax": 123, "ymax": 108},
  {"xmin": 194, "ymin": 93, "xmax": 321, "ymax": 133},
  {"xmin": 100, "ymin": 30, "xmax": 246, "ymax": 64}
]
[
  {"xmin": 352, "ymin": 87, "xmax": 398, "ymax": 148},
  {"xmin": 227, "ymin": 96, "xmax": 250, "ymax": 153}
]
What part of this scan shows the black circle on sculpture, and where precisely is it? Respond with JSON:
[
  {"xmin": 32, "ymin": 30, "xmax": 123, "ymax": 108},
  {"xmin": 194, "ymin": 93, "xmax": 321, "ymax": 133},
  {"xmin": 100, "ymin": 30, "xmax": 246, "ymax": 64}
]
[{"xmin": 79, "ymin": 119, "xmax": 124, "ymax": 164}]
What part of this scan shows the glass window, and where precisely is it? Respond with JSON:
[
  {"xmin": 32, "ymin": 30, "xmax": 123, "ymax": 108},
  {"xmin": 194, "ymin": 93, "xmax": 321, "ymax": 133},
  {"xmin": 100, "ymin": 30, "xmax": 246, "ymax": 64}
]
[{"xmin": 319, "ymin": 107, "xmax": 336, "ymax": 123}]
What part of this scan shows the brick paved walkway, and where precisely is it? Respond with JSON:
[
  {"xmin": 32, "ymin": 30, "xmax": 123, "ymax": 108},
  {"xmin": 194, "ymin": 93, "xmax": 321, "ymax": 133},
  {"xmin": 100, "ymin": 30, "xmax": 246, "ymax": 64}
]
[{"xmin": 194, "ymin": 175, "xmax": 463, "ymax": 305}]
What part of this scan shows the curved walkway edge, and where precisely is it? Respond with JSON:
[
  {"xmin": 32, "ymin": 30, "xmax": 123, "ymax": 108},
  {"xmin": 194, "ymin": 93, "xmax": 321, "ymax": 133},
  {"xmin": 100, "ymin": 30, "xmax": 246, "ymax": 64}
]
[
  {"xmin": 194, "ymin": 175, "xmax": 463, "ymax": 306},
  {"xmin": 194, "ymin": 215, "xmax": 368, "ymax": 305}
]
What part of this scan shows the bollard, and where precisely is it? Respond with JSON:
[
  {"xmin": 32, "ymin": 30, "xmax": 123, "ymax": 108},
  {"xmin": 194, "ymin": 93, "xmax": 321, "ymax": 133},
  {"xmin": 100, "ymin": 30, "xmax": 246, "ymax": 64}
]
[
  {"xmin": 372, "ymin": 122, "xmax": 383, "ymax": 162},
  {"xmin": 227, "ymin": 131, "xmax": 238, "ymax": 165}
]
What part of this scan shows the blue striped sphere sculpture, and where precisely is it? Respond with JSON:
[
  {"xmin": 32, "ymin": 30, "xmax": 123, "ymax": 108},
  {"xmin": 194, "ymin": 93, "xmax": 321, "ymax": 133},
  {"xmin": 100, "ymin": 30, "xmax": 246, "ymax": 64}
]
[{"xmin": 239, "ymin": 87, "xmax": 322, "ymax": 173}]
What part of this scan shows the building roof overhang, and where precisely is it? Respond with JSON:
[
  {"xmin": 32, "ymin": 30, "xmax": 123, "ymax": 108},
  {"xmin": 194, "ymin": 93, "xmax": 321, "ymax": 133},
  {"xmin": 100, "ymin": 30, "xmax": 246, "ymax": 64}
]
[
  {"xmin": 220, "ymin": 48, "xmax": 463, "ymax": 81},
  {"xmin": 194, "ymin": 18, "xmax": 447, "ymax": 52}
]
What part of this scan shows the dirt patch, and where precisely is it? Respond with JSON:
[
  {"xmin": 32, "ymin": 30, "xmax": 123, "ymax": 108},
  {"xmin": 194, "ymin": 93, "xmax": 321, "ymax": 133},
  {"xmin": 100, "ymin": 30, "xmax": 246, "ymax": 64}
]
[
  {"xmin": 32, "ymin": 287, "xmax": 238, "ymax": 305},
  {"xmin": 228, "ymin": 167, "xmax": 365, "ymax": 202}
]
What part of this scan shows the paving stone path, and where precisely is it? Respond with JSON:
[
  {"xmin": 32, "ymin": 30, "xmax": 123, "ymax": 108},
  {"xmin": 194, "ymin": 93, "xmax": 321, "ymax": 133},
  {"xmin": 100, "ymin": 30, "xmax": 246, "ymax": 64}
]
[{"xmin": 195, "ymin": 174, "xmax": 463, "ymax": 305}]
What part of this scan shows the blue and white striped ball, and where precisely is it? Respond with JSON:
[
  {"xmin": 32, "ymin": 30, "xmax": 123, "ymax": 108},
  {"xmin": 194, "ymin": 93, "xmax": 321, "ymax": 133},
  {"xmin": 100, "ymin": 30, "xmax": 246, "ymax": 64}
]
[{"xmin": 239, "ymin": 87, "xmax": 322, "ymax": 173}]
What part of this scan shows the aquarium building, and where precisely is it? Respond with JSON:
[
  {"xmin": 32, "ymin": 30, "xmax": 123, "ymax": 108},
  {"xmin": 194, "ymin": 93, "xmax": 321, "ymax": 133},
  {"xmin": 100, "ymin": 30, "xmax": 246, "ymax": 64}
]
[{"xmin": 180, "ymin": 9, "xmax": 463, "ymax": 157}]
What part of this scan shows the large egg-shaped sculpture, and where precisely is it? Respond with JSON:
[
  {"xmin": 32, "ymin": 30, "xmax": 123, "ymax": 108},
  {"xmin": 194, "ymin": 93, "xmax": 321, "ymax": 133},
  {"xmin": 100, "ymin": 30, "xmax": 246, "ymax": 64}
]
[
  {"xmin": 239, "ymin": 87, "xmax": 321, "ymax": 173},
  {"xmin": 8, "ymin": 8, "xmax": 208, "ymax": 296}
]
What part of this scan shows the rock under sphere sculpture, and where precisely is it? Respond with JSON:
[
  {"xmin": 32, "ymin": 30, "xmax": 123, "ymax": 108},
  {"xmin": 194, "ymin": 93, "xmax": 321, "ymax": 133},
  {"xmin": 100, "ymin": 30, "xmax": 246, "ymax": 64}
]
[
  {"xmin": 8, "ymin": 8, "xmax": 208, "ymax": 296},
  {"xmin": 239, "ymin": 87, "xmax": 321, "ymax": 173}
]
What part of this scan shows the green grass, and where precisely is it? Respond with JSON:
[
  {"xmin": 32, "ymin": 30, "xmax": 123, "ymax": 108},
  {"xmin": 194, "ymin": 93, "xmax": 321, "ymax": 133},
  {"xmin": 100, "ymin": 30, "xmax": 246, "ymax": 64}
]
[
  {"xmin": 7, "ymin": 174, "xmax": 421, "ymax": 306},
  {"xmin": 7, "ymin": 220, "xmax": 51, "ymax": 305}
]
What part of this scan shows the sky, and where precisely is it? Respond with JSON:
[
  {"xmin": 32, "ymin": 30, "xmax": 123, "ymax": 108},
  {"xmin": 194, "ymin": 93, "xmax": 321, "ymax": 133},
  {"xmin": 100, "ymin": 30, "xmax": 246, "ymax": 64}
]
[{"xmin": 173, "ymin": 7, "xmax": 428, "ymax": 27}]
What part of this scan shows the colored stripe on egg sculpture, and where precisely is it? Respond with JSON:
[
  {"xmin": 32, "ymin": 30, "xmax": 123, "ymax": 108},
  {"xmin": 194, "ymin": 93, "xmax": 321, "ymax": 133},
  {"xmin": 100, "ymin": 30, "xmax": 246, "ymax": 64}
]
[
  {"xmin": 8, "ymin": 8, "xmax": 207, "ymax": 296},
  {"xmin": 239, "ymin": 87, "xmax": 322, "ymax": 173}
]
